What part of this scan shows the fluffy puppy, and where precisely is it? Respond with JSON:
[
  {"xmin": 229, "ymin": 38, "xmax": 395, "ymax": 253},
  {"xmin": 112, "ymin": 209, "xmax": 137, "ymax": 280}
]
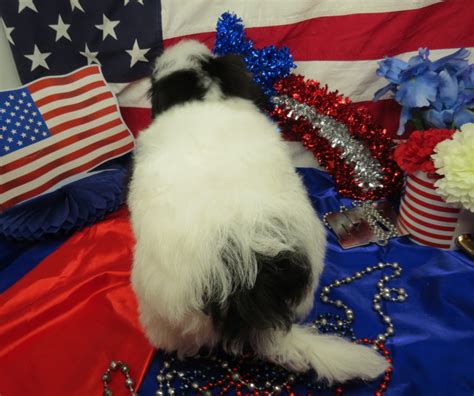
[{"xmin": 128, "ymin": 40, "xmax": 388, "ymax": 384}]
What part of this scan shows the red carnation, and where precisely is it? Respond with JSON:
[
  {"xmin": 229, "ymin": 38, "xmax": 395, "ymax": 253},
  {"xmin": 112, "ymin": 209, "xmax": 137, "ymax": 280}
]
[{"xmin": 394, "ymin": 129, "xmax": 455, "ymax": 175}]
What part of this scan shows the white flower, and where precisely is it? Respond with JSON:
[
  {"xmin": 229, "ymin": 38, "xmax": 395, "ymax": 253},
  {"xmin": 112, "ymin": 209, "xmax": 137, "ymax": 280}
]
[{"xmin": 432, "ymin": 123, "xmax": 474, "ymax": 212}]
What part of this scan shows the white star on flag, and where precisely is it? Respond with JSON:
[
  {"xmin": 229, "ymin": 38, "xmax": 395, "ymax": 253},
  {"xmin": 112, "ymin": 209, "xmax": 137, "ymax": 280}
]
[
  {"xmin": 18, "ymin": 0, "xmax": 38, "ymax": 13},
  {"xmin": 124, "ymin": 0, "xmax": 144, "ymax": 5},
  {"xmin": 24, "ymin": 45, "xmax": 51, "ymax": 71},
  {"xmin": 95, "ymin": 14, "xmax": 120, "ymax": 40},
  {"xmin": 126, "ymin": 39, "xmax": 150, "ymax": 67},
  {"xmin": 49, "ymin": 15, "xmax": 72, "ymax": 42},
  {"xmin": 69, "ymin": 0, "xmax": 84, "ymax": 12},
  {"xmin": 80, "ymin": 44, "xmax": 101, "ymax": 65},
  {"xmin": 2, "ymin": 20, "xmax": 15, "ymax": 45}
]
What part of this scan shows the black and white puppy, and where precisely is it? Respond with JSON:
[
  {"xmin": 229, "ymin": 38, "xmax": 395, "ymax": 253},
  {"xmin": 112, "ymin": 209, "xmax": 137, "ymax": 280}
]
[{"xmin": 128, "ymin": 40, "xmax": 388, "ymax": 384}]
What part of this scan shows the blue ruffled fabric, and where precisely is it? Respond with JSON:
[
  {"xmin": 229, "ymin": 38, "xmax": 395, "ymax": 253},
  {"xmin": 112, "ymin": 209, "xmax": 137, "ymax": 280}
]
[
  {"xmin": 0, "ymin": 162, "xmax": 129, "ymax": 241},
  {"xmin": 139, "ymin": 168, "xmax": 474, "ymax": 396}
]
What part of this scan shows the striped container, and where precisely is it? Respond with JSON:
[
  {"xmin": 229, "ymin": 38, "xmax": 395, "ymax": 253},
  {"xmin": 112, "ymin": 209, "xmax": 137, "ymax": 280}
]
[{"xmin": 397, "ymin": 171, "xmax": 474, "ymax": 250}]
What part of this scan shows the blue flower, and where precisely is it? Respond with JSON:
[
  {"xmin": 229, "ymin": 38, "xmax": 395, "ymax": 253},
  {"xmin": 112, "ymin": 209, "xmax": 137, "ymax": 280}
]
[{"xmin": 373, "ymin": 47, "xmax": 473, "ymax": 134}]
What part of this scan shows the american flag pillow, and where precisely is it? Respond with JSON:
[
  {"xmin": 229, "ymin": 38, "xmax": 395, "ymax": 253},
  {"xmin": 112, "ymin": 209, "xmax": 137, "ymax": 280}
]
[{"xmin": 0, "ymin": 65, "xmax": 134, "ymax": 211}]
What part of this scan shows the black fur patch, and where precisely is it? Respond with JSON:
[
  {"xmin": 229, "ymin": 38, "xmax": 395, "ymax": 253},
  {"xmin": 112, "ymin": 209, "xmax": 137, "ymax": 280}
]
[
  {"xmin": 149, "ymin": 69, "xmax": 207, "ymax": 118},
  {"xmin": 200, "ymin": 54, "xmax": 268, "ymax": 109},
  {"xmin": 206, "ymin": 250, "xmax": 312, "ymax": 348}
]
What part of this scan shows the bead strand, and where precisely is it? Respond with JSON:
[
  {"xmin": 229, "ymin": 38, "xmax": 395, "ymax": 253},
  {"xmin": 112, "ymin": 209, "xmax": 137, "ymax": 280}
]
[{"xmin": 102, "ymin": 360, "xmax": 137, "ymax": 396}]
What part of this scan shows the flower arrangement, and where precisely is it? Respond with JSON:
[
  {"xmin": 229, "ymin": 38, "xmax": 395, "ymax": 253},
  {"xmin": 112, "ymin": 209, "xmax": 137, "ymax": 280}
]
[
  {"xmin": 374, "ymin": 48, "xmax": 474, "ymax": 135},
  {"xmin": 393, "ymin": 128, "xmax": 455, "ymax": 175}
]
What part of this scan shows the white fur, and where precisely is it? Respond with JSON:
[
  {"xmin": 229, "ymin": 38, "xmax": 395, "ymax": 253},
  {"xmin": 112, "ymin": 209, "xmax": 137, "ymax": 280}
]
[
  {"xmin": 129, "ymin": 40, "xmax": 389, "ymax": 384},
  {"xmin": 152, "ymin": 40, "xmax": 211, "ymax": 80}
]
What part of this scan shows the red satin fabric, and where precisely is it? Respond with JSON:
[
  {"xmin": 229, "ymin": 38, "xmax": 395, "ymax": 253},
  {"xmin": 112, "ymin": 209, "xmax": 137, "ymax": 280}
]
[{"xmin": 0, "ymin": 207, "xmax": 154, "ymax": 396}]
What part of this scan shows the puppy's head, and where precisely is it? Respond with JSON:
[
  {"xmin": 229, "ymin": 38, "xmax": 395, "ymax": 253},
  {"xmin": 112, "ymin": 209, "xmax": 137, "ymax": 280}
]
[{"xmin": 149, "ymin": 40, "xmax": 267, "ymax": 117}]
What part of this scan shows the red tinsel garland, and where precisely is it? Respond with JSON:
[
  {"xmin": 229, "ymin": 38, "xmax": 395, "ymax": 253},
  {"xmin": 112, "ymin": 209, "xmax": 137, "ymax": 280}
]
[{"xmin": 270, "ymin": 74, "xmax": 403, "ymax": 200}]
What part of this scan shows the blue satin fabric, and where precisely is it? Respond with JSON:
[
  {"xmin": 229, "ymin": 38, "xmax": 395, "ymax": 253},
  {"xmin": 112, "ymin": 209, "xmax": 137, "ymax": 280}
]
[
  {"xmin": 139, "ymin": 168, "xmax": 474, "ymax": 395},
  {"xmin": 0, "ymin": 236, "xmax": 66, "ymax": 294}
]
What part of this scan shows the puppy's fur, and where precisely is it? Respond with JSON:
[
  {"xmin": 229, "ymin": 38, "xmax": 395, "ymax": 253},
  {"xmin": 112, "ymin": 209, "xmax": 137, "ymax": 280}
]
[{"xmin": 129, "ymin": 40, "xmax": 388, "ymax": 384}]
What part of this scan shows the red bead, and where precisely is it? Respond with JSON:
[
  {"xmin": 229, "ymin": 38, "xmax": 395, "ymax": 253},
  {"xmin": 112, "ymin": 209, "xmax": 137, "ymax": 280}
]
[
  {"xmin": 380, "ymin": 384, "xmax": 387, "ymax": 390},
  {"xmin": 375, "ymin": 392, "xmax": 383, "ymax": 396}
]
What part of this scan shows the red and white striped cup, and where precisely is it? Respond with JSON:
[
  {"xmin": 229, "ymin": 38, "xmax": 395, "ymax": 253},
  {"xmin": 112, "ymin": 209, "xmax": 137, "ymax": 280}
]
[{"xmin": 397, "ymin": 171, "xmax": 474, "ymax": 250}]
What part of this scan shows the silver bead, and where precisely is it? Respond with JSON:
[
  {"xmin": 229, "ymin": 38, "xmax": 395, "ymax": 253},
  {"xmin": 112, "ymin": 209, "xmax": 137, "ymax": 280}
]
[
  {"xmin": 345, "ymin": 277, "xmax": 352, "ymax": 283},
  {"xmin": 366, "ymin": 267, "xmax": 373, "ymax": 272},
  {"xmin": 383, "ymin": 275, "xmax": 391, "ymax": 281},
  {"xmin": 335, "ymin": 300, "xmax": 343, "ymax": 307},
  {"xmin": 322, "ymin": 286, "xmax": 330, "ymax": 293},
  {"xmin": 398, "ymin": 295, "xmax": 406, "ymax": 301},
  {"xmin": 386, "ymin": 327, "xmax": 394, "ymax": 335},
  {"xmin": 377, "ymin": 334, "xmax": 386, "ymax": 342},
  {"xmin": 102, "ymin": 373, "xmax": 110, "ymax": 382},
  {"xmin": 163, "ymin": 362, "xmax": 170, "ymax": 369},
  {"xmin": 346, "ymin": 309, "xmax": 353, "ymax": 316},
  {"xmin": 103, "ymin": 389, "xmax": 112, "ymax": 396},
  {"xmin": 125, "ymin": 378, "xmax": 134, "ymax": 387},
  {"xmin": 321, "ymin": 295, "xmax": 329, "ymax": 302},
  {"xmin": 398, "ymin": 288, "xmax": 406, "ymax": 295},
  {"xmin": 320, "ymin": 318, "xmax": 327, "ymax": 325},
  {"xmin": 355, "ymin": 272, "xmax": 362, "ymax": 278},
  {"xmin": 165, "ymin": 372, "xmax": 173, "ymax": 380},
  {"xmin": 337, "ymin": 320, "xmax": 344, "ymax": 327},
  {"xmin": 248, "ymin": 383, "xmax": 256, "ymax": 390},
  {"xmin": 383, "ymin": 316, "xmax": 391, "ymax": 323},
  {"xmin": 177, "ymin": 372, "xmax": 184, "ymax": 378},
  {"xmin": 334, "ymin": 280, "xmax": 341, "ymax": 286},
  {"xmin": 265, "ymin": 381, "xmax": 272, "ymax": 388},
  {"xmin": 287, "ymin": 374, "xmax": 296, "ymax": 383},
  {"xmin": 221, "ymin": 361, "xmax": 229, "ymax": 368},
  {"xmin": 377, "ymin": 281, "xmax": 384, "ymax": 288},
  {"xmin": 167, "ymin": 389, "xmax": 175, "ymax": 396},
  {"xmin": 120, "ymin": 364, "xmax": 129, "ymax": 374},
  {"xmin": 374, "ymin": 303, "xmax": 381, "ymax": 310},
  {"xmin": 203, "ymin": 391, "xmax": 212, "ymax": 396},
  {"xmin": 156, "ymin": 391, "xmax": 164, "ymax": 396},
  {"xmin": 378, "ymin": 263, "xmax": 385, "ymax": 268},
  {"xmin": 110, "ymin": 361, "xmax": 118, "ymax": 370},
  {"xmin": 191, "ymin": 382, "xmax": 199, "ymax": 389},
  {"xmin": 232, "ymin": 373, "xmax": 240, "ymax": 381},
  {"xmin": 156, "ymin": 374, "xmax": 164, "ymax": 382},
  {"xmin": 273, "ymin": 385, "xmax": 282, "ymax": 394}
]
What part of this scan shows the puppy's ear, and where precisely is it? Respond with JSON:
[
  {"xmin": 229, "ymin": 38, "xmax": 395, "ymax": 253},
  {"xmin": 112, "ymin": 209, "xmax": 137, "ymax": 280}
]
[
  {"xmin": 149, "ymin": 70, "xmax": 207, "ymax": 118},
  {"xmin": 202, "ymin": 54, "xmax": 268, "ymax": 108}
]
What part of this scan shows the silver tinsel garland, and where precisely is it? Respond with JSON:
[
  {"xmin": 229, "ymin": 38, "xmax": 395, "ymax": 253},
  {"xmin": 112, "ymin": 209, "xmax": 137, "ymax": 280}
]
[{"xmin": 272, "ymin": 95, "xmax": 385, "ymax": 192}]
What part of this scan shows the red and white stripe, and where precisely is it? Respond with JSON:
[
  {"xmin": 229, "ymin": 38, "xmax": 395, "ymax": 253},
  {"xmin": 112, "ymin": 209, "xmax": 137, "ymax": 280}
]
[
  {"xmin": 117, "ymin": 0, "xmax": 474, "ymax": 144},
  {"xmin": 397, "ymin": 171, "xmax": 461, "ymax": 249},
  {"xmin": 0, "ymin": 65, "xmax": 134, "ymax": 211}
]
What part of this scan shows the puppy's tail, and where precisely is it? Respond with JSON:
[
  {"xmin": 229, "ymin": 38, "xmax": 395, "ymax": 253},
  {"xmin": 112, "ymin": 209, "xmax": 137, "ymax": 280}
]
[
  {"xmin": 255, "ymin": 324, "xmax": 389, "ymax": 385},
  {"xmin": 208, "ymin": 250, "xmax": 388, "ymax": 384}
]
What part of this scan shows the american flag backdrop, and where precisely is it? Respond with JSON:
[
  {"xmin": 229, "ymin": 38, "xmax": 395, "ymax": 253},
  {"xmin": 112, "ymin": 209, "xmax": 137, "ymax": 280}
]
[{"xmin": 2, "ymin": 0, "xmax": 473, "ymax": 144}]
